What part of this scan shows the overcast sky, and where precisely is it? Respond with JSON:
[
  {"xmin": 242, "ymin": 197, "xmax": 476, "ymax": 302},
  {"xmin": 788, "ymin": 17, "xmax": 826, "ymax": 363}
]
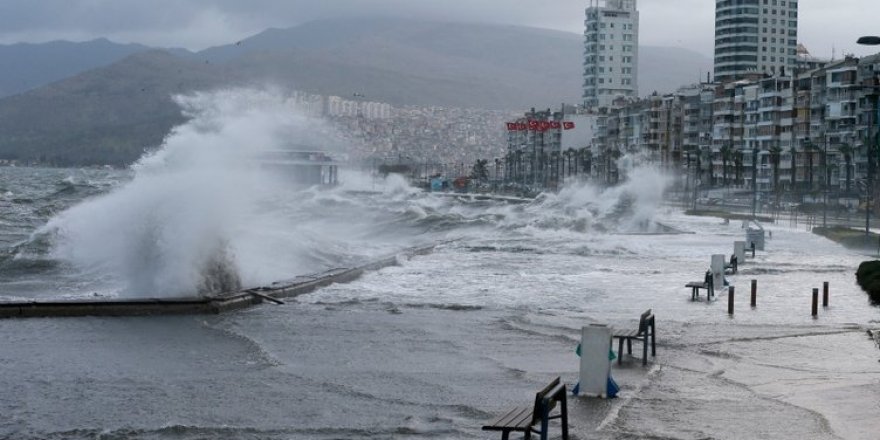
[{"xmin": 0, "ymin": 0, "xmax": 877, "ymax": 58}]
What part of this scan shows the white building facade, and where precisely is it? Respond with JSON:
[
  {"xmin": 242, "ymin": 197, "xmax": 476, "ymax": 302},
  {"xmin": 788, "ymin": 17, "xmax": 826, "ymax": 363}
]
[
  {"xmin": 583, "ymin": 0, "xmax": 639, "ymax": 110},
  {"xmin": 714, "ymin": 0, "xmax": 799, "ymax": 83}
]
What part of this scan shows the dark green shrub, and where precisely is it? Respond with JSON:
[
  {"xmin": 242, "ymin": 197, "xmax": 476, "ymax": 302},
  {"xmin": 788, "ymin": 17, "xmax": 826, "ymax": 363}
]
[{"xmin": 856, "ymin": 261, "xmax": 880, "ymax": 304}]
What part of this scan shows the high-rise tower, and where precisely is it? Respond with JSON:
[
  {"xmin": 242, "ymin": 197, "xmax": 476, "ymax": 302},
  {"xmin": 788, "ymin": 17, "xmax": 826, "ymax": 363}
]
[
  {"xmin": 714, "ymin": 0, "xmax": 798, "ymax": 83},
  {"xmin": 583, "ymin": 0, "xmax": 639, "ymax": 110}
]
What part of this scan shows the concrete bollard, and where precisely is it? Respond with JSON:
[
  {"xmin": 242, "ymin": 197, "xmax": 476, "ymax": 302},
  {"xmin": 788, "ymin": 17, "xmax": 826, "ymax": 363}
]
[
  {"xmin": 812, "ymin": 288, "xmax": 819, "ymax": 317},
  {"xmin": 823, "ymin": 281, "xmax": 829, "ymax": 307},
  {"xmin": 750, "ymin": 279, "xmax": 757, "ymax": 307},
  {"xmin": 728, "ymin": 286, "xmax": 735, "ymax": 315}
]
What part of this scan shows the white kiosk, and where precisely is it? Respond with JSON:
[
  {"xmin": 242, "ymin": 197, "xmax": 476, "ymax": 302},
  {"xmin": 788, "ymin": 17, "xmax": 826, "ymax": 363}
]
[{"xmin": 578, "ymin": 324, "xmax": 613, "ymax": 398}]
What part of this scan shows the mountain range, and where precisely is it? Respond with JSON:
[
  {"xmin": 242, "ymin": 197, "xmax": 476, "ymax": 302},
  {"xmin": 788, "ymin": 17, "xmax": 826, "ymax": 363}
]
[{"xmin": 0, "ymin": 18, "xmax": 712, "ymax": 166}]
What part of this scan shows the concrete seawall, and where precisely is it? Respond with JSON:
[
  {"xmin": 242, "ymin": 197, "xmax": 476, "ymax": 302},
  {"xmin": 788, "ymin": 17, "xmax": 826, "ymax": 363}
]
[{"xmin": 0, "ymin": 244, "xmax": 437, "ymax": 319}]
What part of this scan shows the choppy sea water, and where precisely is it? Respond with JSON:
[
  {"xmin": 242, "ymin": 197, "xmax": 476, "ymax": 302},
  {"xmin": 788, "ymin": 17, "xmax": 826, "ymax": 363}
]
[{"xmin": 1, "ymin": 165, "xmax": 879, "ymax": 440}]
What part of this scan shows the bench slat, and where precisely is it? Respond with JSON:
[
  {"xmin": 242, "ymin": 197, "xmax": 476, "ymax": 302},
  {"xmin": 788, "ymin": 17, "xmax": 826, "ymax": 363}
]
[
  {"xmin": 612, "ymin": 328, "xmax": 639, "ymax": 338},
  {"xmin": 483, "ymin": 406, "xmax": 532, "ymax": 430}
]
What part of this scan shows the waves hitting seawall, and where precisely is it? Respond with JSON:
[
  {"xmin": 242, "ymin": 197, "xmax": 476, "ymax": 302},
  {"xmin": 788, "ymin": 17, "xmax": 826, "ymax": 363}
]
[{"xmin": 40, "ymin": 89, "xmax": 356, "ymax": 298}]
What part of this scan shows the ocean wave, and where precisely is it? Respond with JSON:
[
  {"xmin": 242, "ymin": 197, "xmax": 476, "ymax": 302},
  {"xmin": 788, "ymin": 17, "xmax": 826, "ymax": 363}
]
[{"xmin": 402, "ymin": 302, "xmax": 484, "ymax": 311}]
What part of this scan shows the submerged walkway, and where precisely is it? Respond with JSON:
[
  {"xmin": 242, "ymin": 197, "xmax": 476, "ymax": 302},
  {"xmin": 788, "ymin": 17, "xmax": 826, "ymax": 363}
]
[{"xmin": 0, "ymin": 244, "xmax": 437, "ymax": 318}]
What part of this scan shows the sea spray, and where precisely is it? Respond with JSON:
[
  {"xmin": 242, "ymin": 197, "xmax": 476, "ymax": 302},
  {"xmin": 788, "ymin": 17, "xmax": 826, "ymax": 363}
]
[
  {"xmin": 505, "ymin": 162, "xmax": 671, "ymax": 233},
  {"xmin": 40, "ymin": 88, "xmax": 351, "ymax": 297}
]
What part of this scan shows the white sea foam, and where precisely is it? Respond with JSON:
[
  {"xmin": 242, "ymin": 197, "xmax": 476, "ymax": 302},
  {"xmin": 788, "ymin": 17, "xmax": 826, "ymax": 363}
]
[
  {"xmin": 484, "ymin": 163, "xmax": 672, "ymax": 234},
  {"xmin": 40, "ymin": 88, "xmax": 357, "ymax": 297}
]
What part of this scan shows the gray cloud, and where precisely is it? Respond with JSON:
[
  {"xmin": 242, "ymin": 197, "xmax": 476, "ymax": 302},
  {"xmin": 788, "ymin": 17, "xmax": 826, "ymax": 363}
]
[{"xmin": 0, "ymin": 0, "xmax": 876, "ymax": 58}]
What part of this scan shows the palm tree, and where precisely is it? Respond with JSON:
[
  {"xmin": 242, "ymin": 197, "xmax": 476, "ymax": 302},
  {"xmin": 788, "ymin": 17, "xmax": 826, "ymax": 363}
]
[
  {"xmin": 515, "ymin": 150, "xmax": 525, "ymax": 184},
  {"xmin": 581, "ymin": 147, "xmax": 593, "ymax": 178},
  {"xmin": 471, "ymin": 159, "xmax": 489, "ymax": 183},
  {"xmin": 702, "ymin": 147, "xmax": 714, "ymax": 186},
  {"xmin": 582, "ymin": 148, "xmax": 593, "ymax": 178},
  {"xmin": 838, "ymin": 143, "xmax": 854, "ymax": 194},
  {"xmin": 720, "ymin": 145, "xmax": 732, "ymax": 187},
  {"xmin": 611, "ymin": 148, "xmax": 623, "ymax": 184},
  {"xmin": 769, "ymin": 146, "xmax": 782, "ymax": 192},
  {"xmin": 805, "ymin": 141, "xmax": 816, "ymax": 191},
  {"xmin": 566, "ymin": 148, "xmax": 576, "ymax": 178},
  {"xmin": 735, "ymin": 149, "xmax": 744, "ymax": 186}
]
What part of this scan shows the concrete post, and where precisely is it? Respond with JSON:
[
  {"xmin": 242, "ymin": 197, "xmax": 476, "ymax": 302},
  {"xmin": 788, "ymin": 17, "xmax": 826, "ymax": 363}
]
[
  {"xmin": 812, "ymin": 288, "xmax": 819, "ymax": 317},
  {"xmin": 711, "ymin": 254, "xmax": 726, "ymax": 291},
  {"xmin": 734, "ymin": 241, "xmax": 746, "ymax": 262},
  {"xmin": 728, "ymin": 286, "xmax": 735, "ymax": 315}
]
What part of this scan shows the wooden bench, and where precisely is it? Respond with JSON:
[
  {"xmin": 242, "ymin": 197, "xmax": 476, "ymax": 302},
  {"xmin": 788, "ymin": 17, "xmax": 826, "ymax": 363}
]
[
  {"xmin": 685, "ymin": 270, "xmax": 714, "ymax": 301},
  {"xmin": 482, "ymin": 377, "xmax": 569, "ymax": 440},
  {"xmin": 612, "ymin": 309, "xmax": 656, "ymax": 366}
]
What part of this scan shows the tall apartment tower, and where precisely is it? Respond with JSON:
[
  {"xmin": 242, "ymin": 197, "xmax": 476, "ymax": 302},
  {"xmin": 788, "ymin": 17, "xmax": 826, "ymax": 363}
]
[
  {"xmin": 583, "ymin": 0, "xmax": 639, "ymax": 110},
  {"xmin": 714, "ymin": 0, "xmax": 799, "ymax": 83}
]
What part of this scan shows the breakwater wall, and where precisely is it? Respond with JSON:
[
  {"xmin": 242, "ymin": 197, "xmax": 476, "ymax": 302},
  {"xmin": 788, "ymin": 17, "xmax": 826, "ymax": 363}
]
[{"xmin": 0, "ymin": 244, "xmax": 438, "ymax": 319}]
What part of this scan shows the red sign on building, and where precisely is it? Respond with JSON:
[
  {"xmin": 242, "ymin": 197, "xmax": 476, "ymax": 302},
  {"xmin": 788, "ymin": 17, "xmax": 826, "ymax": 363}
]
[{"xmin": 506, "ymin": 120, "xmax": 576, "ymax": 131}]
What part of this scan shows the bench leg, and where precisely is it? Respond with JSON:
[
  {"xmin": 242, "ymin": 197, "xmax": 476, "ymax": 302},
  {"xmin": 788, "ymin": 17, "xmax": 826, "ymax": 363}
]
[
  {"xmin": 501, "ymin": 430, "xmax": 510, "ymax": 440},
  {"xmin": 560, "ymin": 390, "xmax": 570, "ymax": 440},
  {"xmin": 651, "ymin": 324, "xmax": 656, "ymax": 357},
  {"xmin": 626, "ymin": 338, "xmax": 632, "ymax": 355},
  {"xmin": 617, "ymin": 337, "xmax": 624, "ymax": 365},
  {"xmin": 642, "ymin": 335, "xmax": 648, "ymax": 366}
]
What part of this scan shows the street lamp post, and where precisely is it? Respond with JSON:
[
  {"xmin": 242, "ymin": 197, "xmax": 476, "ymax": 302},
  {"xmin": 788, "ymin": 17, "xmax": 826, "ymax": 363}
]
[
  {"xmin": 858, "ymin": 36, "xmax": 880, "ymax": 237},
  {"xmin": 823, "ymin": 140, "xmax": 828, "ymax": 228},
  {"xmin": 752, "ymin": 147, "xmax": 758, "ymax": 219}
]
